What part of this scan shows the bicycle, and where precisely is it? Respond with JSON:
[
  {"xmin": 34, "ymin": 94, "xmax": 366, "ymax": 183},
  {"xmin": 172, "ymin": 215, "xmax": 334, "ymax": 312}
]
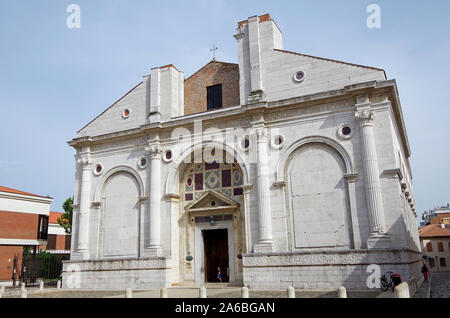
[{"xmin": 380, "ymin": 271, "xmax": 402, "ymax": 292}]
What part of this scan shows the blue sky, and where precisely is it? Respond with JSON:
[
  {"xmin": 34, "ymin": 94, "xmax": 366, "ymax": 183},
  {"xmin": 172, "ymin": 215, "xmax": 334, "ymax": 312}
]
[{"xmin": 0, "ymin": 0, "xmax": 449, "ymax": 220}]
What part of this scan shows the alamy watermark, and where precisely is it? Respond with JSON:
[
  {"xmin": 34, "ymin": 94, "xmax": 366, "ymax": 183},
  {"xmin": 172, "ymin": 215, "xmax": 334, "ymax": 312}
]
[
  {"xmin": 167, "ymin": 120, "xmax": 283, "ymax": 166},
  {"xmin": 66, "ymin": 4, "xmax": 81, "ymax": 29},
  {"xmin": 366, "ymin": 4, "xmax": 381, "ymax": 29},
  {"xmin": 366, "ymin": 264, "xmax": 381, "ymax": 288},
  {"xmin": 64, "ymin": 264, "xmax": 81, "ymax": 289}
]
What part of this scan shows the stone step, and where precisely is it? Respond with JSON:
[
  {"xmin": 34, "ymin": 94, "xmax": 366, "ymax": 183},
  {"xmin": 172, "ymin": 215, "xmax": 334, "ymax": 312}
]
[{"xmin": 170, "ymin": 283, "xmax": 243, "ymax": 289}]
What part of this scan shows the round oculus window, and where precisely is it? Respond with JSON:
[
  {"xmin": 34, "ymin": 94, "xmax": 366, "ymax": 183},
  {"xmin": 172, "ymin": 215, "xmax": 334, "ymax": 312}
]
[
  {"xmin": 342, "ymin": 126, "xmax": 352, "ymax": 136},
  {"xmin": 293, "ymin": 71, "xmax": 305, "ymax": 83},
  {"xmin": 337, "ymin": 123, "xmax": 354, "ymax": 139},
  {"xmin": 93, "ymin": 163, "xmax": 103, "ymax": 176},
  {"xmin": 162, "ymin": 150, "xmax": 174, "ymax": 163},
  {"xmin": 122, "ymin": 109, "xmax": 130, "ymax": 119},
  {"xmin": 242, "ymin": 137, "xmax": 250, "ymax": 150},
  {"xmin": 271, "ymin": 134, "xmax": 285, "ymax": 150},
  {"xmin": 138, "ymin": 156, "xmax": 148, "ymax": 169},
  {"xmin": 275, "ymin": 136, "xmax": 283, "ymax": 146}
]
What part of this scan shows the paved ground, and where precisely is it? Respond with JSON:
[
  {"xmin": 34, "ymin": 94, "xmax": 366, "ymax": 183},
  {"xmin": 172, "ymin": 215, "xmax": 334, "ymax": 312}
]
[
  {"xmin": 0, "ymin": 286, "xmax": 393, "ymax": 298},
  {"xmin": 4, "ymin": 274, "xmax": 448, "ymax": 298},
  {"xmin": 430, "ymin": 272, "xmax": 450, "ymax": 298},
  {"xmin": 413, "ymin": 278, "xmax": 430, "ymax": 298}
]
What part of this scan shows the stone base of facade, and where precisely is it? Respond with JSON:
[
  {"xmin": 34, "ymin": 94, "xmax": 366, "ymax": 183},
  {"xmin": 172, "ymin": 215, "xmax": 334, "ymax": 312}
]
[
  {"xmin": 242, "ymin": 249, "xmax": 423, "ymax": 290},
  {"xmin": 0, "ymin": 280, "xmax": 13, "ymax": 287},
  {"xmin": 367, "ymin": 234, "xmax": 391, "ymax": 249},
  {"xmin": 61, "ymin": 257, "xmax": 171, "ymax": 290}
]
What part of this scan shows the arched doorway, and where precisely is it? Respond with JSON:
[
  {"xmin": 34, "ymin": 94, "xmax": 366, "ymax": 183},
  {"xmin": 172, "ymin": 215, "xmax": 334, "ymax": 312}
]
[{"xmin": 178, "ymin": 149, "xmax": 246, "ymax": 285}]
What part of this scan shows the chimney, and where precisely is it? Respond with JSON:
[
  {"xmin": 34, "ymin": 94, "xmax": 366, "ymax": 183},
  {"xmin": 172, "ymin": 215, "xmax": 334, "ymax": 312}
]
[
  {"xmin": 148, "ymin": 64, "xmax": 184, "ymax": 123},
  {"xmin": 235, "ymin": 14, "xmax": 283, "ymax": 105}
]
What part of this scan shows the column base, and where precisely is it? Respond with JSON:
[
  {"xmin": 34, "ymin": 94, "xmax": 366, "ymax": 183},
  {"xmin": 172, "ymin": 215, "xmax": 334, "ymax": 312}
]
[
  {"xmin": 71, "ymin": 251, "xmax": 90, "ymax": 261},
  {"xmin": 367, "ymin": 234, "xmax": 391, "ymax": 249},
  {"xmin": 143, "ymin": 247, "xmax": 162, "ymax": 257},
  {"xmin": 254, "ymin": 241, "xmax": 275, "ymax": 253}
]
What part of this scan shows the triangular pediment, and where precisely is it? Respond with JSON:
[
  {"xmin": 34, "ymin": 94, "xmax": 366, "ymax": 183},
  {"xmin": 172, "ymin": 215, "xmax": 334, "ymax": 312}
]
[{"xmin": 185, "ymin": 190, "xmax": 240, "ymax": 211}]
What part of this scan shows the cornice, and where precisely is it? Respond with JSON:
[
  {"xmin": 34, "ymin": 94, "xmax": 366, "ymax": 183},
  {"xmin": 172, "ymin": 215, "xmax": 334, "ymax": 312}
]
[
  {"xmin": 383, "ymin": 168, "xmax": 404, "ymax": 181},
  {"xmin": 68, "ymin": 80, "xmax": 409, "ymax": 158}
]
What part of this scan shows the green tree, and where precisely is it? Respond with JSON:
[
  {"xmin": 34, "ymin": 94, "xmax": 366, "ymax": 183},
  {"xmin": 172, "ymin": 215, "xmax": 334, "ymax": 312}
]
[{"xmin": 58, "ymin": 197, "xmax": 73, "ymax": 234}]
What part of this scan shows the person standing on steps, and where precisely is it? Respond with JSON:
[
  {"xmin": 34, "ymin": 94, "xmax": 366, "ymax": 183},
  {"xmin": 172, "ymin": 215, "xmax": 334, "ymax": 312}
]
[
  {"xmin": 217, "ymin": 266, "xmax": 223, "ymax": 283},
  {"xmin": 421, "ymin": 263, "xmax": 429, "ymax": 281}
]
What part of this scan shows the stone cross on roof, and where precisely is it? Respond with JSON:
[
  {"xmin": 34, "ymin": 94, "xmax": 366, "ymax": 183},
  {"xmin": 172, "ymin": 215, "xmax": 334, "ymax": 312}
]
[{"xmin": 210, "ymin": 44, "xmax": 218, "ymax": 61}]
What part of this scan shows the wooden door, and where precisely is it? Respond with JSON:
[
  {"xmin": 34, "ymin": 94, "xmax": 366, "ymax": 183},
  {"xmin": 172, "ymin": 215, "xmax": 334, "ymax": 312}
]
[{"xmin": 203, "ymin": 229, "xmax": 229, "ymax": 282}]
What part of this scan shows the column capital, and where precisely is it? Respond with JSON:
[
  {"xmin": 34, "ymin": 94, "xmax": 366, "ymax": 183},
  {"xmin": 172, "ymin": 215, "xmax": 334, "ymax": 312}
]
[
  {"xmin": 255, "ymin": 127, "xmax": 268, "ymax": 143},
  {"xmin": 77, "ymin": 155, "xmax": 91, "ymax": 168},
  {"xmin": 355, "ymin": 110, "xmax": 375, "ymax": 125},
  {"xmin": 145, "ymin": 143, "xmax": 164, "ymax": 159}
]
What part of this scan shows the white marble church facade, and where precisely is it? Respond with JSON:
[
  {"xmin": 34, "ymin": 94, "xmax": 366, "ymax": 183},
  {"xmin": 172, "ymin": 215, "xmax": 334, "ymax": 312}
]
[{"xmin": 62, "ymin": 14, "xmax": 422, "ymax": 290}]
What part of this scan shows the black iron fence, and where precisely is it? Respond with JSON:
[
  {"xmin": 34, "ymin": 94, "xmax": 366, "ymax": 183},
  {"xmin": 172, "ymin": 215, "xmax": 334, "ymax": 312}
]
[{"xmin": 21, "ymin": 249, "xmax": 69, "ymax": 287}]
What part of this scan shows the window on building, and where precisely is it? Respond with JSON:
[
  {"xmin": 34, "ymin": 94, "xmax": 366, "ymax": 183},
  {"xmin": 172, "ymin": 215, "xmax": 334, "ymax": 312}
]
[
  {"xmin": 65, "ymin": 235, "xmax": 72, "ymax": 250},
  {"xmin": 47, "ymin": 234, "xmax": 56, "ymax": 249},
  {"xmin": 429, "ymin": 258, "xmax": 435, "ymax": 268},
  {"xmin": 37, "ymin": 215, "xmax": 49, "ymax": 240},
  {"xmin": 448, "ymin": 242, "xmax": 450, "ymax": 251},
  {"xmin": 207, "ymin": 84, "xmax": 223, "ymax": 110},
  {"xmin": 440, "ymin": 258, "xmax": 447, "ymax": 267},
  {"xmin": 438, "ymin": 242, "xmax": 444, "ymax": 252},
  {"xmin": 426, "ymin": 242, "xmax": 433, "ymax": 252}
]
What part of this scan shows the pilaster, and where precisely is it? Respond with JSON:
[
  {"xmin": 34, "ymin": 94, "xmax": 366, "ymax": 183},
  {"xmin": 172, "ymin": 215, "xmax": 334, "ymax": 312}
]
[
  {"xmin": 253, "ymin": 117, "xmax": 274, "ymax": 253},
  {"xmin": 144, "ymin": 137, "xmax": 163, "ymax": 257},
  {"xmin": 355, "ymin": 95, "xmax": 390, "ymax": 249},
  {"xmin": 75, "ymin": 147, "xmax": 91, "ymax": 260}
]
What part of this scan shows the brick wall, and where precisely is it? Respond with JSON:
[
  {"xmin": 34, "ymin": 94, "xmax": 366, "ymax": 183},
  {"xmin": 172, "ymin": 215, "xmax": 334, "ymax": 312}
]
[
  {"xmin": 184, "ymin": 61, "xmax": 240, "ymax": 115},
  {"xmin": 0, "ymin": 211, "xmax": 39, "ymax": 240},
  {"xmin": 47, "ymin": 234, "xmax": 71, "ymax": 250},
  {"xmin": 0, "ymin": 245, "xmax": 23, "ymax": 281}
]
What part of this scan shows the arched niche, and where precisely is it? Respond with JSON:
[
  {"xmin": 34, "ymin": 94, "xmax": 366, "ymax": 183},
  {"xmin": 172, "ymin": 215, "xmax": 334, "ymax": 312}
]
[{"xmin": 284, "ymin": 138, "xmax": 354, "ymax": 250}]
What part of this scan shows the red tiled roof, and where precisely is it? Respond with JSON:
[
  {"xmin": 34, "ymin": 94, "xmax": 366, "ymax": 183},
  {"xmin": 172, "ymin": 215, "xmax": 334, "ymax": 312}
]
[
  {"xmin": 419, "ymin": 224, "xmax": 450, "ymax": 238},
  {"xmin": 49, "ymin": 211, "xmax": 64, "ymax": 224},
  {"xmin": 0, "ymin": 186, "xmax": 47, "ymax": 198}
]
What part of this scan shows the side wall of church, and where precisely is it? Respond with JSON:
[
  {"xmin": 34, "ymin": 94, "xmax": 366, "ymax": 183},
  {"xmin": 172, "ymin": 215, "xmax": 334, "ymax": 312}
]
[{"xmin": 265, "ymin": 99, "xmax": 370, "ymax": 251}]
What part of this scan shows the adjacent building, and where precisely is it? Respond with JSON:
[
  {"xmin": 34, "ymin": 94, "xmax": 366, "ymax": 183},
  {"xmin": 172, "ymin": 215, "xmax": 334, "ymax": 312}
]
[
  {"xmin": 63, "ymin": 14, "xmax": 421, "ymax": 290},
  {"xmin": 421, "ymin": 204, "xmax": 450, "ymax": 227},
  {"xmin": 0, "ymin": 186, "xmax": 52, "ymax": 285},
  {"xmin": 419, "ymin": 224, "xmax": 450, "ymax": 272},
  {"xmin": 46, "ymin": 212, "xmax": 71, "ymax": 254}
]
